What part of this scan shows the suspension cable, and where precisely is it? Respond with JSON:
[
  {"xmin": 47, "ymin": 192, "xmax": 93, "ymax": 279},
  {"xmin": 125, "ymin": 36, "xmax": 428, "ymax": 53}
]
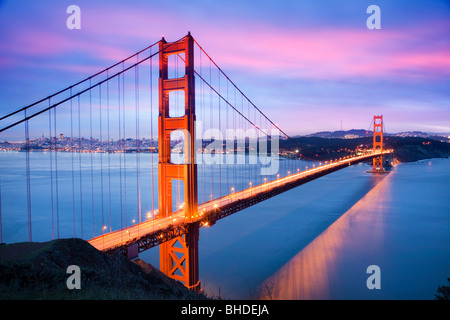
[
  {"xmin": 0, "ymin": 40, "xmax": 161, "ymax": 122},
  {"xmin": 0, "ymin": 36, "xmax": 187, "ymax": 133}
]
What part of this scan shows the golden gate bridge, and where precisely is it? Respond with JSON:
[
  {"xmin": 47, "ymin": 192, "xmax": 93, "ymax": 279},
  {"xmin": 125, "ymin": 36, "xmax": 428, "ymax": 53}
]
[{"xmin": 0, "ymin": 33, "xmax": 392, "ymax": 291}]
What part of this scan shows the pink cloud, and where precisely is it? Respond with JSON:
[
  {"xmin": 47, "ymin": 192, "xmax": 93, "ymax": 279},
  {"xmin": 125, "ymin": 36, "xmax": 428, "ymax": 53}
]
[
  {"xmin": 193, "ymin": 24, "xmax": 450, "ymax": 81},
  {"xmin": 2, "ymin": 4, "xmax": 449, "ymax": 83},
  {"xmin": 1, "ymin": 28, "xmax": 135, "ymax": 74}
]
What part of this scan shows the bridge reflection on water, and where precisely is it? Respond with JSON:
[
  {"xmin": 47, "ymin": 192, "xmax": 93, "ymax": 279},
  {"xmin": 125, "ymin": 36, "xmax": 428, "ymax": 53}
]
[{"xmin": 258, "ymin": 172, "xmax": 390, "ymax": 299}]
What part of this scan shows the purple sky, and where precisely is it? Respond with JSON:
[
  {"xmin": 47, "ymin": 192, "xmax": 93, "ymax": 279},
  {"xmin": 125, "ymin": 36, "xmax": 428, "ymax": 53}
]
[{"xmin": 0, "ymin": 0, "xmax": 449, "ymax": 136}]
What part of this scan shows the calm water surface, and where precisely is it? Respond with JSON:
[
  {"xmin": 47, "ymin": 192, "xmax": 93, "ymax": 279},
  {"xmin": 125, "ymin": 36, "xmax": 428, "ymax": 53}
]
[{"xmin": 1, "ymin": 151, "xmax": 449, "ymax": 299}]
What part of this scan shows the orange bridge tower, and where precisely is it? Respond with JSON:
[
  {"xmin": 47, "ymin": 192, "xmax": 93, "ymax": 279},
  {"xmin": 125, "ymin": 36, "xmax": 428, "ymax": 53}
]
[
  {"xmin": 369, "ymin": 114, "xmax": 388, "ymax": 173},
  {"xmin": 158, "ymin": 33, "xmax": 200, "ymax": 291}
]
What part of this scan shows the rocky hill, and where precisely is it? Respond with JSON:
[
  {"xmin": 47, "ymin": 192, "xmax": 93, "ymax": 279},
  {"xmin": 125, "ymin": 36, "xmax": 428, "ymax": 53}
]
[{"xmin": 0, "ymin": 238, "xmax": 208, "ymax": 300}]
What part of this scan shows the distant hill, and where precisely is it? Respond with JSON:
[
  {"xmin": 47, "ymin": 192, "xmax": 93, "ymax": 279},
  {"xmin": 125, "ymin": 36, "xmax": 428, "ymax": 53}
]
[
  {"xmin": 394, "ymin": 131, "xmax": 431, "ymax": 138},
  {"xmin": 304, "ymin": 129, "xmax": 371, "ymax": 139},
  {"xmin": 393, "ymin": 131, "xmax": 450, "ymax": 143}
]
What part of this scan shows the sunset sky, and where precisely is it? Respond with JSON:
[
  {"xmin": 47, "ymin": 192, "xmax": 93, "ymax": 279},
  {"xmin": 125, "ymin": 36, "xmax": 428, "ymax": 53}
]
[{"xmin": 0, "ymin": 0, "xmax": 449, "ymax": 135}]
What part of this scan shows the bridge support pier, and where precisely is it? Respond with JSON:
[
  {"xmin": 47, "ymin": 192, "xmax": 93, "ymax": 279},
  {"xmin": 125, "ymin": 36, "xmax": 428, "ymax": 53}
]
[
  {"xmin": 160, "ymin": 223, "xmax": 200, "ymax": 292},
  {"xmin": 127, "ymin": 243, "xmax": 139, "ymax": 260}
]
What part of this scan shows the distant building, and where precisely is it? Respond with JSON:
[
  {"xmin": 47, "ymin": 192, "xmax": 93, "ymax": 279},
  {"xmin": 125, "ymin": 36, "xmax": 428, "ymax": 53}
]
[{"xmin": 344, "ymin": 134, "xmax": 359, "ymax": 139}]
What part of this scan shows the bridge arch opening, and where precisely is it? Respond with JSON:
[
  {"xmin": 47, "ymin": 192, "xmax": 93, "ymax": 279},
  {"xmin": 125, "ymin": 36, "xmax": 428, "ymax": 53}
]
[
  {"xmin": 170, "ymin": 129, "xmax": 191, "ymax": 164},
  {"xmin": 167, "ymin": 52, "xmax": 185, "ymax": 80},
  {"xmin": 169, "ymin": 90, "xmax": 185, "ymax": 118}
]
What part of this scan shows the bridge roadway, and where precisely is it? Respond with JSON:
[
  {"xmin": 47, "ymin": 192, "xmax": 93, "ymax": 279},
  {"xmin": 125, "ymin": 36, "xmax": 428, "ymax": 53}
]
[{"xmin": 88, "ymin": 150, "xmax": 392, "ymax": 255}]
